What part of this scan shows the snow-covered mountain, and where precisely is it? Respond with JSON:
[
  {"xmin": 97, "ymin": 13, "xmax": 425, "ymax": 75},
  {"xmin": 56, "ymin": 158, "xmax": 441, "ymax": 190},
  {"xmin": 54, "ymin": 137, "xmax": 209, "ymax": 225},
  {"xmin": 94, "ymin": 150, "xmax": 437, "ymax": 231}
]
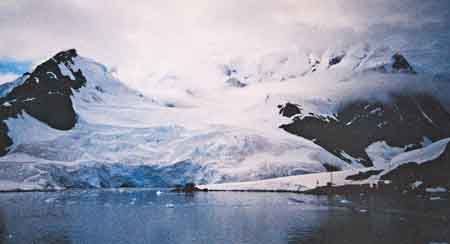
[{"xmin": 0, "ymin": 44, "xmax": 449, "ymax": 191}]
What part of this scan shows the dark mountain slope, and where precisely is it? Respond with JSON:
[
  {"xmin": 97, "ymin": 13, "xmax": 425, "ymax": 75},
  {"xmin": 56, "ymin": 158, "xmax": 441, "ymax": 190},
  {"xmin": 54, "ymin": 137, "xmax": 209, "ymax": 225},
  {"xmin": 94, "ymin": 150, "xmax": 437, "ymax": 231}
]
[
  {"xmin": 0, "ymin": 49, "xmax": 86, "ymax": 155},
  {"xmin": 279, "ymin": 94, "xmax": 450, "ymax": 167}
]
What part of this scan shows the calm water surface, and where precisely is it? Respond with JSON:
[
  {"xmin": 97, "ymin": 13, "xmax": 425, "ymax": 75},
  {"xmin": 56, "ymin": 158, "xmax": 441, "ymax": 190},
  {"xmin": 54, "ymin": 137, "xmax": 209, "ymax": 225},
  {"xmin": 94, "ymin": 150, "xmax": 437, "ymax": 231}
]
[{"xmin": 0, "ymin": 189, "xmax": 449, "ymax": 244}]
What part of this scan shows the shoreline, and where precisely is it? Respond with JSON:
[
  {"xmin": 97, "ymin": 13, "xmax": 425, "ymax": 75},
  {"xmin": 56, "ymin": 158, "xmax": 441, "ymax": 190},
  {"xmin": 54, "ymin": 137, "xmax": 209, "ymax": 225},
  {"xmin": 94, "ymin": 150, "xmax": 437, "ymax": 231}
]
[
  {"xmin": 2, "ymin": 186, "xmax": 448, "ymax": 199},
  {"xmin": 0, "ymin": 188, "xmax": 60, "ymax": 193}
]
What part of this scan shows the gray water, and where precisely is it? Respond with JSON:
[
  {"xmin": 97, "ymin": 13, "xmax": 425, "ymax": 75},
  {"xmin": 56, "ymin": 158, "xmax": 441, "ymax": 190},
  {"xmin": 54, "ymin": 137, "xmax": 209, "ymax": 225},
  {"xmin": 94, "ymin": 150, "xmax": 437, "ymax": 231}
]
[{"xmin": 0, "ymin": 189, "xmax": 449, "ymax": 244}]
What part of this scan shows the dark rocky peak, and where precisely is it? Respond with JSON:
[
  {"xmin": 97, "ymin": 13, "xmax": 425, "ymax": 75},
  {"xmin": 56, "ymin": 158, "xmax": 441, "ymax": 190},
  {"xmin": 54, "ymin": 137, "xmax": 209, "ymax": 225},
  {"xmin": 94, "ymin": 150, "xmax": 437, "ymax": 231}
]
[
  {"xmin": 0, "ymin": 49, "xmax": 87, "ymax": 156},
  {"xmin": 278, "ymin": 102, "xmax": 301, "ymax": 118},
  {"xmin": 372, "ymin": 52, "xmax": 416, "ymax": 74},
  {"xmin": 279, "ymin": 94, "xmax": 450, "ymax": 167},
  {"xmin": 328, "ymin": 53, "xmax": 345, "ymax": 68},
  {"xmin": 53, "ymin": 49, "xmax": 78, "ymax": 65},
  {"xmin": 0, "ymin": 48, "xmax": 87, "ymax": 110},
  {"xmin": 6, "ymin": 49, "xmax": 86, "ymax": 100},
  {"xmin": 392, "ymin": 53, "xmax": 416, "ymax": 74}
]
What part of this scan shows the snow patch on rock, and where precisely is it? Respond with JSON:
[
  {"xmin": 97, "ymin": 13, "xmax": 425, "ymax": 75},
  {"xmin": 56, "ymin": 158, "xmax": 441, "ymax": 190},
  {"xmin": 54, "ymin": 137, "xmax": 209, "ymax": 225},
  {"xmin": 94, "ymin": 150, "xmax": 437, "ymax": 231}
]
[{"xmin": 365, "ymin": 141, "xmax": 406, "ymax": 169}]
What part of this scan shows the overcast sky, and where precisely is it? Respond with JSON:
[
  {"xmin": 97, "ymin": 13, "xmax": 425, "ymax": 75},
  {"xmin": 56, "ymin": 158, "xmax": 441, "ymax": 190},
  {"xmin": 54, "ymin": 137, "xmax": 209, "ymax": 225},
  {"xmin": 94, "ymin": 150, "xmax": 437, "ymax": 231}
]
[{"xmin": 0, "ymin": 0, "xmax": 449, "ymax": 88}]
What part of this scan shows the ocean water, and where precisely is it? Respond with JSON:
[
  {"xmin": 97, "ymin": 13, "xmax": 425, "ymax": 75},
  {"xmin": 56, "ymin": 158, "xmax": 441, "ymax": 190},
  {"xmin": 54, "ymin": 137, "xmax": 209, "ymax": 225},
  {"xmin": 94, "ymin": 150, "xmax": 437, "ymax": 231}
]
[{"xmin": 0, "ymin": 189, "xmax": 448, "ymax": 244}]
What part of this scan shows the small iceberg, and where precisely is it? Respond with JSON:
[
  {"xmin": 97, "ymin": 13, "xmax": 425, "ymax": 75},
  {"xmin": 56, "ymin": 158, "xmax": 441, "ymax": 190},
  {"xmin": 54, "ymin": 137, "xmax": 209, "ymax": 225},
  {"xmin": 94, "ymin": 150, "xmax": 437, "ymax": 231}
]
[
  {"xmin": 429, "ymin": 197, "xmax": 442, "ymax": 201},
  {"xmin": 44, "ymin": 197, "xmax": 56, "ymax": 204},
  {"xmin": 156, "ymin": 190, "xmax": 163, "ymax": 196},
  {"xmin": 165, "ymin": 203, "xmax": 175, "ymax": 208},
  {"xmin": 339, "ymin": 199, "xmax": 351, "ymax": 204},
  {"xmin": 130, "ymin": 198, "xmax": 137, "ymax": 205},
  {"xmin": 425, "ymin": 187, "xmax": 447, "ymax": 193}
]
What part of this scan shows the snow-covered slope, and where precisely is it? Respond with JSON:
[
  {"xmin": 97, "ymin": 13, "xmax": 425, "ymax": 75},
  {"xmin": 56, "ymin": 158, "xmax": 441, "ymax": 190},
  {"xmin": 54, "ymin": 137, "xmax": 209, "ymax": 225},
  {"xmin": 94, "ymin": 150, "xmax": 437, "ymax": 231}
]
[
  {"xmin": 0, "ymin": 42, "xmax": 449, "ymax": 191},
  {"xmin": 201, "ymin": 138, "xmax": 450, "ymax": 192}
]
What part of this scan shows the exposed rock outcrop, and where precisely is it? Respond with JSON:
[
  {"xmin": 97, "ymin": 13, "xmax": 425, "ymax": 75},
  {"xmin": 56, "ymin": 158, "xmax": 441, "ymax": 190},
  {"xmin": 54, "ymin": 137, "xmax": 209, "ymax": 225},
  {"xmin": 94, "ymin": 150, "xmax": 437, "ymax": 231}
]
[
  {"xmin": 0, "ymin": 49, "xmax": 86, "ymax": 155},
  {"xmin": 328, "ymin": 54, "xmax": 345, "ymax": 68},
  {"xmin": 392, "ymin": 53, "xmax": 416, "ymax": 73},
  {"xmin": 225, "ymin": 77, "xmax": 247, "ymax": 88},
  {"xmin": 279, "ymin": 94, "xmax": 450, "ymax": 166}
]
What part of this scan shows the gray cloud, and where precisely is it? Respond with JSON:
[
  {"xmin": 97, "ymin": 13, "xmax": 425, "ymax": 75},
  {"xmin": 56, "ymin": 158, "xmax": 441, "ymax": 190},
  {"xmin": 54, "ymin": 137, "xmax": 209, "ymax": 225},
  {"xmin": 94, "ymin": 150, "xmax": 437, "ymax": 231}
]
[{"xmin": 0, "ymin": 0, "xmax": 448, "ymax": 89}]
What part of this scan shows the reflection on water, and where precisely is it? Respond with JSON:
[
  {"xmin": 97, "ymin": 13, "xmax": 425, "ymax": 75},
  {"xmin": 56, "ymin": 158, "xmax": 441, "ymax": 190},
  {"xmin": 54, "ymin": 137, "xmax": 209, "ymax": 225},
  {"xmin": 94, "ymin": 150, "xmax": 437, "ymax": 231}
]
[{"xmin": 0, "ymin": 189, "xmax": 448, "ymax": 244}]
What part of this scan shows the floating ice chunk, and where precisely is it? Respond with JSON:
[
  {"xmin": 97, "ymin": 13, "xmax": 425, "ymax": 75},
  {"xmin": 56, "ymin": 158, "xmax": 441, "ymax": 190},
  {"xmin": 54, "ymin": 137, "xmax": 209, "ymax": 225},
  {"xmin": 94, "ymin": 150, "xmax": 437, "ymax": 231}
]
[
  {"xmin": 45, "ymin": 197, "xmax": 56, "ymax": 203},
  {"xmin": 429, "ymin": 197, "xmax": 442, "ymax": 201},
  {"xmin": 165, "ymin": 203, "xmax": 175, "ymax": 208},
  {"xmin": 359, "ymin": 209, "xmax": 368, "ymax": 213},
  {"xmin": 156, "ymin": 190, "xmax": 163, "ymax": 196},
  {"xmin": 339, "ymin": 199, "xmax": 351, "ymax": 204},
  {"xmin": 130, "ymin": 198, "xmax": 137, "ymax": 205},
  {"xmin": 426, "ymin": 187, "xmax": 447, "ymax": 193}
]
